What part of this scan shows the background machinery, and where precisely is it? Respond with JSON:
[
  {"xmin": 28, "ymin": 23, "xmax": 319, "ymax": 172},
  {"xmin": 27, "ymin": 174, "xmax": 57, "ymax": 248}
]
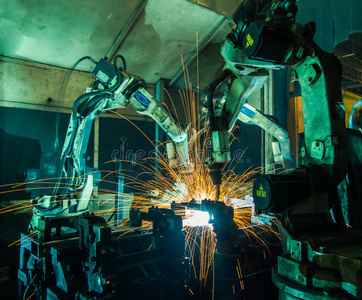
[{"xmin": 18, "ymin": 0, "xmax": 362, "ymax": 299}]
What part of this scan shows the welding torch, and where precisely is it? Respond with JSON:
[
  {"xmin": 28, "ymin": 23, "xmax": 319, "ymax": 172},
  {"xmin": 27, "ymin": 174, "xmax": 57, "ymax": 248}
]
[{"xmin": 205, "ymin": 70, "xmax": 232, "ymax": 200}]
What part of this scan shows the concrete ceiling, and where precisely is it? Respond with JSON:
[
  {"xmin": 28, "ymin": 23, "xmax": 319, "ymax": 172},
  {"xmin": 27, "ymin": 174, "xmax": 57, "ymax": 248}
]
[
  {"xmin": 0, "ymin": 0, "xmax": 235, "ymax": 85},
  {"xmin": 2, "ymin": 0, "xmax": 360, "ymax": 89}
]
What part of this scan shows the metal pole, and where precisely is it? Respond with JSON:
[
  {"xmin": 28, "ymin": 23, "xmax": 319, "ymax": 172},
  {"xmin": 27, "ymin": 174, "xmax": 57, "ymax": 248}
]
[
  {"xmin": 116, "ymin": 162, "xmax": 125, "ymax": 227},
  {"xmin": 93, "ymin": 117, "xmax": 99, "ymax": 197},
  {"xmin": 262, "ymin": 71, "xmax": 275, "ymax": 174},
  {"xmin": 155, "ymin": 79, "xmax": 165, "ymax": 173}
]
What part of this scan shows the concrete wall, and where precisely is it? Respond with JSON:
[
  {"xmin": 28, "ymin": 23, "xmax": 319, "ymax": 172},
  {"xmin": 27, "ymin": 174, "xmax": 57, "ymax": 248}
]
[{"xmin": 0, "ymin": 56, "xmax": 155, "ymax": 120}]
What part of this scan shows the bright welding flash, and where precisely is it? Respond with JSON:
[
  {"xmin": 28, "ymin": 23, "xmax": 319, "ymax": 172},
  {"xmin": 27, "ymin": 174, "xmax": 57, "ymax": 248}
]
[{"xmin": 183, "ymin": 208, "xmax": 212, "ymax": 227}]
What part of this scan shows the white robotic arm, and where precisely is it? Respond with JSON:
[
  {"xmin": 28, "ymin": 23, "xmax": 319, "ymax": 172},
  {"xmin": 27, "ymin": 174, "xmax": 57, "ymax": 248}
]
[
  {"xmin": 119, "ymin": 81, "xmax": 189, "ymax": 167},
  {"xmin": 114, "ymin": 71, "xmax": 189, "ymax": 167},
  {"xmin": 30, "ymin": 58, "xmax": 188, "ymax": 230},
  {"xmin": 238, "ymin": 103, "xmax": 292, "ymax": 163}
]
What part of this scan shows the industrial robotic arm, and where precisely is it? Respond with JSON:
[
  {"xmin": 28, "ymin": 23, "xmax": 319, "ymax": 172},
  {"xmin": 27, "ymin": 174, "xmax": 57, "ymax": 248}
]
[
  {"xmin": 205, "ymin": 0, "xmax": 306, "ymax": 190},
  {"xmin": 218, "ymin": 0, "xmax": 348, "ymax": 230},
  {"xmin": 30, "ymin": 57, "xmax": 188, "ymax": 231},
  {"xmin": 211, "ymin": 1, "xmax": 361, "ymax": 298}
]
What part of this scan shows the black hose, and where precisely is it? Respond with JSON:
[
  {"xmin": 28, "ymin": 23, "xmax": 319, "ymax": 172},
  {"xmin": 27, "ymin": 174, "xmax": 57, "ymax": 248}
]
[
  {"xmin": 114, "ymin": 54, "xmax": 127, "ymax": 71},
  {"xmin": 73, "ymin": 56, "xmax": 97, "ymax": 67},
  {"xmin": 54, "ymin": 56, "xmax": 97, "ymax": 154},
  {"xmin": 51, "ymin": 90, "xmax": 109, "ymax": 196},
  {"xmin": 110, "ymin": 55, "xmax": 127, "ymax": 92},
  {"xmin": 68, "ymin": 90, "xmax": 109, "ymax": 157},
  {"xmin": 78, "ymin": 94, "xmax": 109, "ymax": 116}
]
